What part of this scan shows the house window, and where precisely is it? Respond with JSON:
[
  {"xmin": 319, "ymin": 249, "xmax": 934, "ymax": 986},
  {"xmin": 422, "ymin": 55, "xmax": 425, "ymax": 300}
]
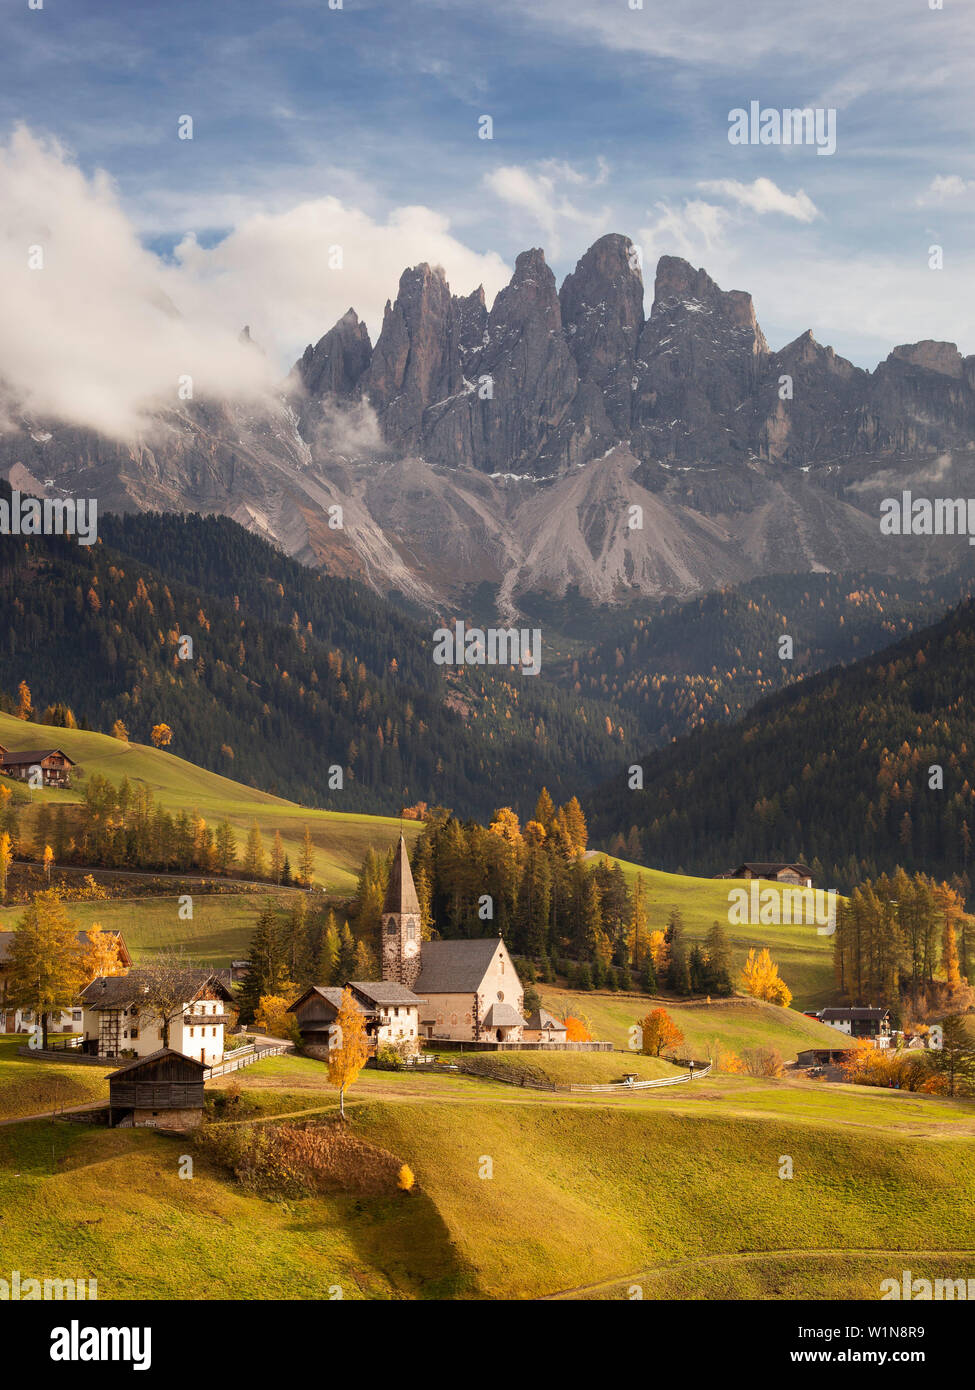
[
  {"xmin": 131, "ymin": 1028, "xmax": 139, "ymax": 1039},
  {"xmin": 189, "ymin": 1027, "xmax": 195, "ymax": 1037}
]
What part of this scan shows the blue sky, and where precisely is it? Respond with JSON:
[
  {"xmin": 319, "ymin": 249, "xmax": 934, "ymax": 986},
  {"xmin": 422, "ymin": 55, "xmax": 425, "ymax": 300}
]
[{"xmin": 2, "ymin": 0, "xmax": 975, "ymax": 387}]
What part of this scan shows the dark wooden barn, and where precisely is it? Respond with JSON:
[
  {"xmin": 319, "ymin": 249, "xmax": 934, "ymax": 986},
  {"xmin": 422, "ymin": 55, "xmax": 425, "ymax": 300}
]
[{"xmin": 107, "ymin": 1048, "xmax": 207, "ymax": 1129}]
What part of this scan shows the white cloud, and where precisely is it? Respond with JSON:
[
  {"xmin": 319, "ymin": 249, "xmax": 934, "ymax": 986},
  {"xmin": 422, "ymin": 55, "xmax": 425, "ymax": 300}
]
[
  {"xmin": 0, "ymin": 126, "xmax": 509, "ymax": 440},
  {"xmin": 483, "ymin": 161, "xmax": 611, "ymax": 257},
  {"xmin": 637, "ymin": 199, "xmax": 728, "ymax": 269},
  {"xmin": 698, "ymin": 177, "xmax": 819, "ymax": 223},
  {"xmin": 915, "ymin": 174, "xmax": 973, "ymax": 206}
]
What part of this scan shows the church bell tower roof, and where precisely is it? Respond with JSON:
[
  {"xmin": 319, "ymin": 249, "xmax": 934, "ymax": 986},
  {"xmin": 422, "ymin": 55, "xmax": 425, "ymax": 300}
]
[{"xmin": 383, "ymin": 835, "xmax": 420, "ymax": 916}]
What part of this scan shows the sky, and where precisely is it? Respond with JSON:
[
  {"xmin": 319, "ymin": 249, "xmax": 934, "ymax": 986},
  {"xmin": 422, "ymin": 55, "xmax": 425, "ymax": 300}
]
[{"xmin": 1, "ymin": 0, "xmax": 974, "ymax": 434}]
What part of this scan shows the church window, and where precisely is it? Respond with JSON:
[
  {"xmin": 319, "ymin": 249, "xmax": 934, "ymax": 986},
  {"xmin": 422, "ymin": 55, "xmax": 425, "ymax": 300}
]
[
  {"xmin": 406, "ymin": 921, "xmax": 415, "ymax": 941},
  {"xmin": 386, "ymin": 922, "xmax": 397, "ymax": 935},
  {"xmin": 497, "ymin": 991, "xmax": 504, "ymax": 1002},
  {"xmin": 500, "ymin": 958, "xmax": 504, "ymax": 973}
]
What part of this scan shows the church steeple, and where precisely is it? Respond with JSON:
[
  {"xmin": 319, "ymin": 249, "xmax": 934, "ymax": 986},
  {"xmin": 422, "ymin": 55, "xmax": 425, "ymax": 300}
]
[{"xmin": 381, "ymin": 836, "xmax": 421, "ymax": 987}]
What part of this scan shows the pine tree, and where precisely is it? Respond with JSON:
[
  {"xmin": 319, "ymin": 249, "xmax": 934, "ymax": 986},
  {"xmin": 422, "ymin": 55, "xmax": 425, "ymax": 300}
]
[
  {"xmin": 336, "ymin": 922, "xmax": 357, "ymax": 983},
  {"xmin": 238, "ymin": 902, "xmax": 285, "ymax": 1022},
  {"xmin": 298, "ymin": 825, "xmax": 315, "ymax": 887}
]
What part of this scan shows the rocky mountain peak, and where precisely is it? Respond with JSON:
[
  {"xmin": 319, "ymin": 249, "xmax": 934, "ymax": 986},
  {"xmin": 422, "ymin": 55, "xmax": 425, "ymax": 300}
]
[
  {"xmin": 559, "ymin": 233, "xmax": 645, "ymax": 433},
  {"xmin": 295, "ymin": 307, "xmax": 372, "ymax": 400},
  {"xmin": 889, "ymin": 340, "xmax": 964, "ymax": 378}
]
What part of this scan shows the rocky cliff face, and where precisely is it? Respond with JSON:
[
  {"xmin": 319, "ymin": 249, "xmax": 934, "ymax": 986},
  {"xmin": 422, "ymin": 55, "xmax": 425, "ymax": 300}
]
[{"xmin": 5, "ymin": 232, "xmax": 975, "ymax": 612}]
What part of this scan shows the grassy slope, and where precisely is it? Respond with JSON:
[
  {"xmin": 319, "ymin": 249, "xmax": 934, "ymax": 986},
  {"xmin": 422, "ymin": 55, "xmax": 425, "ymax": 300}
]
[
  {"xmin": 0, "ymin": 894, "xmax": 297, "ymax": 966},
  {"xmin": 596, "ymin": 854, "xmax": 835, "ymax": 1009},
  {"xmin": 5, "ymin": 1046, "xmax": 974, "ymax": 1299},
  {"xmin": 539, "ymin": 986, "xmax": 844, "ymax": 1062},
  {"xmin": 452, "ymin": 1050, "xmax": 679, "ymax": 1086},
  {"xmin": 0, "ymin": 1035, "xmax": 109, "ymax": 1118},
  {"xmin": 0, "ymin": 711, "xmax": 418, "ymax": 894}
]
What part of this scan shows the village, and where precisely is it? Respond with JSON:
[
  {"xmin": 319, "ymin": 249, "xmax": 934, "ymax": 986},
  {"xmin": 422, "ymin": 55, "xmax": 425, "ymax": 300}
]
[{"xmin": 0, "ymin": 839, "xmax": 944, "ymax": 1132}]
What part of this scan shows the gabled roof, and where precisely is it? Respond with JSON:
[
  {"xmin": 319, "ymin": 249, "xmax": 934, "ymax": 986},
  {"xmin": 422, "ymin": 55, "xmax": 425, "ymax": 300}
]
[
  {"xmin": 819, "ymin": 1006, "xmax": 890, "ymax": 1021},
  {"xmin": 735, "ymin": 861, "xmax": 813, "ymax": 877},
  {"xmin": 0, "ymin": 748, "xmax": 76, "ymax": 767},
  {"xmin": 414, "ymin": 938, "xmax": 503, "ymax": 994},
  {"xmin": 525, "ymin": 1008, "xmax": 566, "ymax": 1032},
  {"xmin": 287, "ymin": 985, "xmax": 378, "ymax": 1018},
  {"xmin": 106, "ymin": 1047, "xmax": 207, "ymax": 1078},
  {"xmin": 482, "ymin": 1002, "xmax": 525, "ymax": 1028},
  {"xmin": 81, "ymin": 968, "xmax": 234, "ymax": 1010},
  {"xmin": 383, "ymin": 835, "xmax": 420, "ymax": 916},
  {"xmin": 349, "ymin": 980, "xmax": 425, "ymax": 1007}
]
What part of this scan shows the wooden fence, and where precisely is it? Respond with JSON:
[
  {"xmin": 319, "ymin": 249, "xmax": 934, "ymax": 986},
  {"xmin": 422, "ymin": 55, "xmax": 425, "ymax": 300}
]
[{"xmin": 204, "ymin": 1042, "xmax": 292, "ymax": 1079}]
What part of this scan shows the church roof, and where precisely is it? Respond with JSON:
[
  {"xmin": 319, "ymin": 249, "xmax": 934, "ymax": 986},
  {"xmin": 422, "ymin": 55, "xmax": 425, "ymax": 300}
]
[
  {"xmin": 482, "ymin": 1002, "xmax": 525, "ymax": 1028},
  {"xmin": 349, "ymin": 980, "xmax": 425, "ymax": 1007},
  {"xmin": 525, "ymin": 1008, "xmax": 566, "ymax": 1032},
  {"xmin": 383, "ymin": 836, "xmax": 420, "ymax": 916},
  {"xmin": 414, "ymin": 938, "xmax": 502, "ymax": 994}
]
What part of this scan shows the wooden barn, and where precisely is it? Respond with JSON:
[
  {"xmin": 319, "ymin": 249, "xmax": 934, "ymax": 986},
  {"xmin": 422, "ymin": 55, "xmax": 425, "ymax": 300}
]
[
  {"xmin": 107, "ymin": 1048, "xmax": 207, "ymax": 1130},
  {"xmin": 0, "ymin": 747, "xmax": 76, "ymax": 788}
]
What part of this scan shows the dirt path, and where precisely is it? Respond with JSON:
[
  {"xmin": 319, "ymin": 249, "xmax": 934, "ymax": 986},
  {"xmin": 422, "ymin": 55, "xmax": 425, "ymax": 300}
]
[{"xmin": 539, "ymin": 1248, "xmax": 975, "ymax": 1300}]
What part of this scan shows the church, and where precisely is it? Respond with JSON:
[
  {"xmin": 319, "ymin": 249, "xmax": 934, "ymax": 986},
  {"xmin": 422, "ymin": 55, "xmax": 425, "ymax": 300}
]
[{"xmin": 380, "ymin": 835, "xmax": 527, "ymax": 1045}]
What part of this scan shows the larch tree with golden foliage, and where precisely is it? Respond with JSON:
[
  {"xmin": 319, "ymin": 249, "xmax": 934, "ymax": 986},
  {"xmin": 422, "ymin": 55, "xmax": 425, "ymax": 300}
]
[
  {"xmin": 740, "ymin": 947, "xmax": 793, "ymax": 1008},
  {"xmin": 81, "ymin": 926, "xmax": 126, "ymax": 983},
  {"xmin": 7, "ymin": 890, "xmax": 85, "ymax": 1048},
  {"xmin": 150, "ymin": 723, "xmax": 173, "ymax": 748},
  {"xmin": 0, "ymin": 830, "xmax": 12, "ymax": 904},
  {"xmin": 328, "ymin": 986, "xmax": 369, "ymax": 1117}
]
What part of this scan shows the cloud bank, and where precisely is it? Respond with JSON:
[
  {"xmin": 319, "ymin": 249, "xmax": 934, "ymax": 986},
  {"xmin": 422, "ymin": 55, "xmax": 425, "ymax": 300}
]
[{"xmin": 0, "ymin": 127, "xmax": 509, "ymax": 440}]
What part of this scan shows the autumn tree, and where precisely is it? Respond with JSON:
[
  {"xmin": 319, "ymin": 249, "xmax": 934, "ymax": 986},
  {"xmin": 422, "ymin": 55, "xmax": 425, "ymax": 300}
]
[
  {"xmin": 243, "ymin": 821, "xmax": 266, "ymax": 880},
  {"xmin": 81, "ymin": 926, "xmax": 125, "ymax": 982},
  {"xmin": 255, "ymin": 984, "xmax": 303, "ymax": 1044},
  {"xmin": 0, "ymin": 830, "xmax": 11, "ymax": 904},
  {"xmin": 562, "ymin": 1014, "xmax": 593, "ymax": 1042},
  {"xmin": 638, "ymin": 1007, "xmax": 684, "ymax": 1057},
  {"xmin": 7, "ymin": 891, "xmax": 85, "ymax": 1048},
  {"xmin": 328, "ymin": 986, "xmax": 369, "ymax": 1117},
  {"xmin": 150, "ymin": 723, "xmax": 173, "ymax": 748},
  {"xmin": 740, "ymin": 947, "xmax": 793, "ymax": 1008},
  {"xmin": 111, "ymin": 720, "xmax": 129, "ymax": 742},
  {"xmin": 298, "ymin": 826, "xmax": 315, "ymax": 887},
  {"xmin": 270, "ymin": 831, "xmax": 285, "ymax": 885},
  {"xmin": 16, "ymin": 680, "xmax": 31, "ymax": 721}
]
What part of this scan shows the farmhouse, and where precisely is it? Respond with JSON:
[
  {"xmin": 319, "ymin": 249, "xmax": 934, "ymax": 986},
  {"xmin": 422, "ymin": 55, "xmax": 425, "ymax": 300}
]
[
  {"xmin": 816, "ymin": 1006, "xmax": 891, "ymax": 1041},
  {"xmin": 80, "ymin": 968, "xmax": 235, "ymax": 1064},
  {"xmin": 107, "ymin": 1048, "xmax": 206, "ymax": 1130},
  {"xmin": 288, "ymin": 980, "xmax": 424, "ymax": 1056},
  {"xmin": 0, "ymin": 928, "xmax": 130, "ymax": 1034},
  {"xmin": 0, "ymin": 748, "xmax": 76, "ymax": 788},
  {"xmin": 722, "ymin": 861, "xmax": 814, "ymax": 888}
]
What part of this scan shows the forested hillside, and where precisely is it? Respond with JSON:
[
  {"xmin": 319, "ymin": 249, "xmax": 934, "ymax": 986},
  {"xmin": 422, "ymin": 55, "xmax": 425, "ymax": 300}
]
[
  {"xmin": 0, "ymin": 494, "xmax": 635, "ymax": 817},
  {"xmin": 587, "ymin": 596, "xmax": 975, "ymax": 894}
]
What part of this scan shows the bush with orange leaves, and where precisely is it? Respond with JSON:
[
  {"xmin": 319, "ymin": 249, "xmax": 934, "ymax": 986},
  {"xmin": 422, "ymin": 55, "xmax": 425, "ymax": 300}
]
[
  {"xmin": 562, "ymin": 1014, "xmax": 593, "ymax": 1042},
  {"xmin": 840, "ymin": 1040, "xmax": 935, "ymax": 1092}
]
